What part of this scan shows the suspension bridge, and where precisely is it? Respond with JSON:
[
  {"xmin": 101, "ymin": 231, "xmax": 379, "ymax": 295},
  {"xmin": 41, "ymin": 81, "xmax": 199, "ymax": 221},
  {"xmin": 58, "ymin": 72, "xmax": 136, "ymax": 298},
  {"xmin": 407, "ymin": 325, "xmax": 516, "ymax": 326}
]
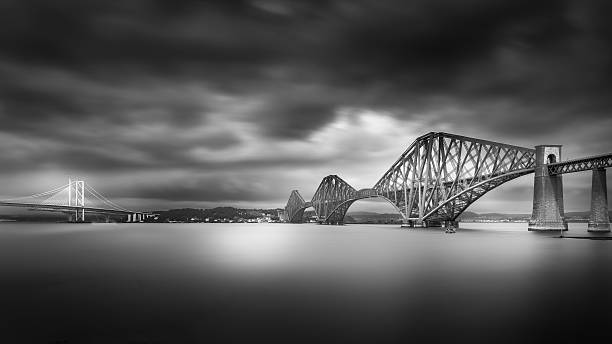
[
  {"xmin": 284, "ymin": 132, "xmax": 612, "ymax": 232},
  {"xmin": 0, "ymin": 179, "xmax": 150, "ymax": 222}
]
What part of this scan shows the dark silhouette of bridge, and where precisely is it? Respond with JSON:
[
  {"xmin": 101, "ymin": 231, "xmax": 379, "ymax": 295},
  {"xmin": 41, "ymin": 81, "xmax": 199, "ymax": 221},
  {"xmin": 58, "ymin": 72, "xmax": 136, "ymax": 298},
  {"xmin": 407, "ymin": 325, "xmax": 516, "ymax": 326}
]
[{"xmin": 283, "ymin": 132, "xmax": 612, "ymax": 232}]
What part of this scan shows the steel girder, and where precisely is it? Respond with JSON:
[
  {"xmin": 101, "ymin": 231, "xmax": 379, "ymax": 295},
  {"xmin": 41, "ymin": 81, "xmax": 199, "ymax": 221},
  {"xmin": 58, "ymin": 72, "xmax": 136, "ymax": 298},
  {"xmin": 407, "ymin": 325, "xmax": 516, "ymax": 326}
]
[
  {"xmin": 285, "ymin": 178, "xmax": 402, "ymax": 224},
  {"xmin": 309, "ymin": 176, "xmax": 393, "ymax": 224},
  {"xmin": 372, "ymin": 132, "xmax": 536, "ymax": 221},
  {"xmin": 284, "ymin": 190, "xmax": 308, "ymax": 223},
  {"xmin": 283, "ymin": 132, "xmax": 538, "ymax": 225},
  {"xmin": 548, "ymin": 153, "xmax": 612, "ymax": 175},
  {"xmin": 311, "ymin": 175, "xmax": 358, "ymax": 224},
  {"xmin": 423, "ymin": 168, "xmax": 535, "ymax": 220}
]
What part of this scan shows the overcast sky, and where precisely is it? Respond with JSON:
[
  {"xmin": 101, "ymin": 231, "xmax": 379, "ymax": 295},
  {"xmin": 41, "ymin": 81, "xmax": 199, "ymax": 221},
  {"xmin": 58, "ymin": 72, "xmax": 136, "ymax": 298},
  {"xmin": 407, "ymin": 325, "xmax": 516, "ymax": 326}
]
[{"xmin": 0, "ymin": 0, "xmax": 611, "ymax": 213}]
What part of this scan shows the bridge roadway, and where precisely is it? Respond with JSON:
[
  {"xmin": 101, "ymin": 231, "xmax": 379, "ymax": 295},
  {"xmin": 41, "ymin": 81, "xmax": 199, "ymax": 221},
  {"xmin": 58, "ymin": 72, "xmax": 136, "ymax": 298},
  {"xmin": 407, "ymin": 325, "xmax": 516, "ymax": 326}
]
[
  {"xmin": 548, "ymin": 153, "xmax": 612, "ymax": 175},
  {"xmin": 0, "ymin": 201, "xmax": 147, "ymax": 220},
  {"xmin": 283, "ymin": 132, "xmax": 612, "ymax": 231}
]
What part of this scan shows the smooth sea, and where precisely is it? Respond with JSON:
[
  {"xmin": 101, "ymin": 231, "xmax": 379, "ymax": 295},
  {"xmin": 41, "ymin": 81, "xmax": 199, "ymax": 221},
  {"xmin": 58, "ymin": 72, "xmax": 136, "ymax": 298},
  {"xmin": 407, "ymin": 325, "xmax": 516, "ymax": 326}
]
[{"xmin": 1, "ymin": 222, "xmax": 611, "ymax": 343}]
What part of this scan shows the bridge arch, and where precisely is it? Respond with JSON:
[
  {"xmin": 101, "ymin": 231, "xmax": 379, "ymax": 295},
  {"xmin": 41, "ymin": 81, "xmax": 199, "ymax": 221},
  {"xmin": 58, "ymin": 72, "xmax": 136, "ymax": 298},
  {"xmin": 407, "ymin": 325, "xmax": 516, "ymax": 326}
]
[
  {"xmin": 323, "ymin": 194, "xmax": 407, "ymax": 224},
  {"xmin": 284, "ymin": 132, "xmax": 538, "ymax": 225},
  {"xmin": 373, "ymin": 132, "xmax": 536, "ymax": 223},
  {"xmin": 284, "ymin": 190, "xmax": 310, "ymax": 223},
  {"xmin": 423, "ymin": 168, "xmax": 535, "ymax": 220}
]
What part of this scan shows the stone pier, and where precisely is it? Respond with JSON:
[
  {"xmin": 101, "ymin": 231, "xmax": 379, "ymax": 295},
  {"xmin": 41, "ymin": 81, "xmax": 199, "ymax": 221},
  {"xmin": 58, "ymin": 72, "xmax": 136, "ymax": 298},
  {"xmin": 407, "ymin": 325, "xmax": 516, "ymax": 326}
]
[
  {"xmin": 528, "ymin": 145, "xmax": 568, "ymax": 231},
  {"xmin": 401, "ymin": 219, "xmax": 451, "ymax": 228},
  {"xmin": 588, "ymin": 168, "xmax": 610, "ymax": 232},
  {"xmin": 444, "ymin": 220, "xmax": 459, "ymax": 228}
]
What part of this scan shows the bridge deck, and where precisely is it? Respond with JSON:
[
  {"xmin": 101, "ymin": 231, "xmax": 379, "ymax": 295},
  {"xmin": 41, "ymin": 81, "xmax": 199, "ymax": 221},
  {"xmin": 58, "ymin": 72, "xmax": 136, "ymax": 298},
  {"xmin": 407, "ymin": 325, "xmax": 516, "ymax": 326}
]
[
  {"xmin": 0, "ymin": 201, "xmax": 141, "ymax": 215},
  {"xmin": 548, "ymin": 153, "xmax": 612, "ymax": 175}
]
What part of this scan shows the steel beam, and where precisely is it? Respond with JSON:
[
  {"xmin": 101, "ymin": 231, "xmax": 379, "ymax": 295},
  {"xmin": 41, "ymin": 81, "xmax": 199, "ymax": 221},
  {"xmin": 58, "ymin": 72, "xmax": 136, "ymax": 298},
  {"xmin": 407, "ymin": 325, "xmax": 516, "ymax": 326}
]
[
  {"xmin": 548, "ymin": 153, "xmax": 612, "ymax": 175},
  {"xmin": 373, "ymin": 132, "xmax": 536, "ymax": 222},
  {"xmin": 284, "ymin": 190, "xmax": 309, "ymax": 223},
  {"xmin": 281, "ymin": 132, "xmax": 612, "ymax": 227}
]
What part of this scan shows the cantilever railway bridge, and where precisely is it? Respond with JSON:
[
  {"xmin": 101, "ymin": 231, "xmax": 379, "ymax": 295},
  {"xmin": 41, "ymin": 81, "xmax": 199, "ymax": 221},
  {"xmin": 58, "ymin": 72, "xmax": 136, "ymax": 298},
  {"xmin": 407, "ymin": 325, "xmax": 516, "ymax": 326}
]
[
  {"xmin": 0, "ymin": 179, "xmax": 150, "ymax": 222},
  {"xmin": 283, "ymin": 132, "xmax": 612, "ymax": 231}
]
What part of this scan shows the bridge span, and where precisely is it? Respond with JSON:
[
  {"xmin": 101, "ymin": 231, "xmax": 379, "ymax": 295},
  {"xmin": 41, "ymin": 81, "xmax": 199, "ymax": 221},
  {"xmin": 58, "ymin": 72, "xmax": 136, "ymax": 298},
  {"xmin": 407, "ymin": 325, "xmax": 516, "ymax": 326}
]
[
  {"xmin": 0, "ymin": 179, "xmax": 151, "ymax": 222},
  {"xmin": 283, "ymin": 132, "xmax": 612, "ymax": 232}
]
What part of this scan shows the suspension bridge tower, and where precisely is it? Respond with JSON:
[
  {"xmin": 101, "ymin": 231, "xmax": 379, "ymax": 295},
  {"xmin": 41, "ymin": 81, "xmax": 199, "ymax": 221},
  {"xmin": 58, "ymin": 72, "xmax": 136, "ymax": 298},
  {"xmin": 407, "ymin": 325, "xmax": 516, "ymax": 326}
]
[{"xmin": 68, "ymin": 178, "xmax": 86, "ymax": 222}]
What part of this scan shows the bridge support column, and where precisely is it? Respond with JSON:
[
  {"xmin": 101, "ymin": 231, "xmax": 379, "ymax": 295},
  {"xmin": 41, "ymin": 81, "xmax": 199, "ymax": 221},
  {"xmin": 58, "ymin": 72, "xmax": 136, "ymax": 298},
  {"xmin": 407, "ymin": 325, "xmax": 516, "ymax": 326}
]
[
  {"xmin": 400, "ymin": 219, "xmax": 413, "ymax": 228},
  {"xmin": 529, "ymin": 145, "xmax": 568, "ymax": 231},
  {"xmin": 444, "ymin": 220, "xmax": 459, "ymax": 228},
  {"xmin": 424, "ymin": 220, "xmax": 443, "ymax": 228},
  {"xmin": 403, "ymin": 219, "xmax": 425, "ymax": 227},
  {"xmin": 588, "ymin": 168, "xmax": 610, "ymax": 232},
  {"xmin": 77, "ymin": 208, "xmax": 85, "ymax": 222},
  {"xmin": 404, "ymin": 219, "xmax": 444, "ymax": 228}
]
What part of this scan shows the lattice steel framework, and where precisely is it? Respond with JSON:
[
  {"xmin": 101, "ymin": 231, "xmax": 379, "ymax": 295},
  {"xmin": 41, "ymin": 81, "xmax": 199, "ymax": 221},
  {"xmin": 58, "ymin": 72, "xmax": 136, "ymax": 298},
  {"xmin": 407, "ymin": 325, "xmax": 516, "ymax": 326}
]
[
  {"xmin": 311, "ymin": 175, "xmax": 358, "ymax": 224},
  {"xmin": 284, "ymin": 180, "xmax": 397, "ymax": 224},
  {"xmin": 373, "ymin": 132, "xmax": 536, "ymax": 222},
  {"xmin": 283, "ymin": 132, "xmax": 543, "ymax": 225},
  {"xmin": 284, "ymin": 190, "xmax": 309, "ymax": 223},
  {"xmin": 548, "ymin": 153, "xmax": 612, "ymax": 175}
]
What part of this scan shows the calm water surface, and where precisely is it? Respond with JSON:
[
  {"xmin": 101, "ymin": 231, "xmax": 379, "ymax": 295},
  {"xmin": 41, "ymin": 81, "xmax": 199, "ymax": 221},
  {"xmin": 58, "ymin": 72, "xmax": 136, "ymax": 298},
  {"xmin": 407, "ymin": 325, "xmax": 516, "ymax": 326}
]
[{"xmin": 1, "ymin": 222, "xmax": 611, "ymax": 343}]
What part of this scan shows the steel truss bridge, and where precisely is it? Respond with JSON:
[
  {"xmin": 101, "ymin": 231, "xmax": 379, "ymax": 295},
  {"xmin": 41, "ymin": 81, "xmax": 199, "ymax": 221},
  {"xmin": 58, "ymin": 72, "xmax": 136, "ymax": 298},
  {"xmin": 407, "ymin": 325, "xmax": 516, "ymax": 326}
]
[
  {"xmin": 0, "ymin": 179, "xmax": 149, "ymax": 222},
  {"xmin": 284, "ymin": 132, "xmax": 612, "ymax": 226}
]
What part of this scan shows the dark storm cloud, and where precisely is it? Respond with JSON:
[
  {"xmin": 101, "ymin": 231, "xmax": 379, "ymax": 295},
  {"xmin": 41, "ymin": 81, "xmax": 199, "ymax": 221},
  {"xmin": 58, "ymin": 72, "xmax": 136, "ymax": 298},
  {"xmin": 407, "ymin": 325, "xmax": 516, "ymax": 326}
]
[
  {"xmin": 254, "ymin": 99, "xmax": 339, "ymax": 139},
  {"xmin": 0, "ymin": 0, "xmax": 611, "ymax": 207},
  {"xmin": 2, "ymin": 1, "xmax": 612, "ymax": 130},
  {"xmin": 130, "ymin": 178, "xmax": 271, "ymax": 203}
]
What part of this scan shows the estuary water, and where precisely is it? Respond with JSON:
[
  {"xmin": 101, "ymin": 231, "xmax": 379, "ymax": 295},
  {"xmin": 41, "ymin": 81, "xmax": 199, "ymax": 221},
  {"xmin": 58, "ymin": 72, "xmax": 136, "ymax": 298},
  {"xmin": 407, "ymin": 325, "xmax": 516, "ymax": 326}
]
[{"xmin": 1, "ymin": 222, "xmax": 611, "ymax": 343}]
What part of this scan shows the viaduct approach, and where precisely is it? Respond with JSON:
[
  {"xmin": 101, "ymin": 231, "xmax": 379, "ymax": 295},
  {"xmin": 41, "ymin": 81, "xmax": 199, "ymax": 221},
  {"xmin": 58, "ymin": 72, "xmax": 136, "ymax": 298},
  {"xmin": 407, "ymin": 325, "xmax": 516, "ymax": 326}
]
[{"xmin": 283, "ymin": 132, "xmax": 612, "ymax": 231}]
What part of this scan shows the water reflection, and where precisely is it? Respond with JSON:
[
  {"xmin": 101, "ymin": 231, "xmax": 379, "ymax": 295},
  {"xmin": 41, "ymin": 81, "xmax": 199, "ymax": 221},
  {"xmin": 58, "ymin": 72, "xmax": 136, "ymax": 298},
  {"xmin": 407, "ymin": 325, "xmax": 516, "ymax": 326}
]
[
  {"xmin": 209, "ymin": 225, "xmax": 297, "ymax": 269},
  {"xmin": 0, "ymin": 222, "xmax": 611, "ymax": 343}
]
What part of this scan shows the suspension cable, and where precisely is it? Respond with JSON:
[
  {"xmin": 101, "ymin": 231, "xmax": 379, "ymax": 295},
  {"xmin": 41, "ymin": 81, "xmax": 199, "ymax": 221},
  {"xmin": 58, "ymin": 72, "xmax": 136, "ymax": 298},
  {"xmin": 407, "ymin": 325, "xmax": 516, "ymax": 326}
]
[
  {"xmin": 0, "ymin": 183, "xmax": 70, "ymax": 202},
  {"xmin": 85, "ymin": 184, "xmax": 133, "ymax": 212}
]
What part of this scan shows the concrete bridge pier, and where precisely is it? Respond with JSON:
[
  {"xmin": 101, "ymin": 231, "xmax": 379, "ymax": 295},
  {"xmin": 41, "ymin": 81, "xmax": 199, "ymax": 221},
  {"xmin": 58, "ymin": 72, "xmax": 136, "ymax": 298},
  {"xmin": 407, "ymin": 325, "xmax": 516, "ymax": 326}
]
[
  {"xmin": 67, "ymin": 210, "xmax": 86, "ymax": 222},
  {"xmin": 588, "ymin": 168, "xmax": 610, "ymax": 232},
  {"xmin": 127, "ymin": 213, "xmax": 143, "ymax": 222},
  {"xmin": 401, "ymin": 219, "xmax": 416, "ymax": 228},
  {"xmin": 444, "ymin": 220, "xmax": 459, "ymax": 228},
  {"xmin": 408, "ymin": 219, "xmax": 427, "ymax": 228},
  {"xmin": 402, "ymin": 219, "xmax": 449, "ymax": 228},
  {"xmin": 528, "ymin": 145, "xmax": 568, "ymax": 231},
  {"xmin": 424, "ymin": 220, "xmax": 443, "ymax": 227}
]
